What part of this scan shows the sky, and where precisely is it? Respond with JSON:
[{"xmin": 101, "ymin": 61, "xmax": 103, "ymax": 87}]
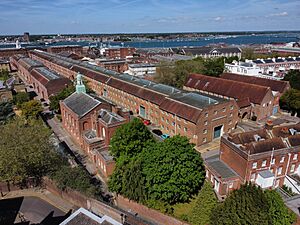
[{"xmin": 0, "ymin": 0, "xmax": 299, "ymax": 35}]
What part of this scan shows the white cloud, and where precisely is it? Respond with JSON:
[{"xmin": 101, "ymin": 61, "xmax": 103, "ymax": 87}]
[{"xmin": 267, "ymin": 11, "xmax": 288, "ymax": 17}]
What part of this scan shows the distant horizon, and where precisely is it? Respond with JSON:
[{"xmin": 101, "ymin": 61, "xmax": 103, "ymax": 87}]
[
  {"xmin": 1, "ymin": 30, "xmax": 300, "ymax": 37},
  {"xmin": 0, "ymin": 0, "xmax": 299, "ymax": 35}
]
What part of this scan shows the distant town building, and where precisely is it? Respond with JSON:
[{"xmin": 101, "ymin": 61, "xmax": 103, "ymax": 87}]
[
  {"xmin": 174, "ymin": 46, "xmax": 242, "ymax": 59},
  {"xmin": 150, "ymin": 54, "xmax": 193, "ymax": 63},
  {"xmin": 184, "ymin": 73, "xmax": 276, "ymax": 121},
  {"xmin": 127, "ymin": 63, "xmax": 156, "ymax": 77},
  {"xmin": 205, "ymin": 122, "xmax": 300, "ymax": 199},
  {"xmin": 97, "ymin": 58, "xmax": 128, "ymax": 73},
  {"xmin": 135, "ymin": 48, "xmax": 174, "ymax": 60},
  {"xmin": 23, "ymin": 32, "xmax": 30, "ymax": 42},
  {"xmin": 103, "ymin": 47, "xmax": 136, "ymax": 59},
  {"xmin": 225, "ymin": 56, "xmax": 300, "ymax": 79},
  {"xmin": 47, "ymin": 45, "xmax": 83, "ymax": 56}
]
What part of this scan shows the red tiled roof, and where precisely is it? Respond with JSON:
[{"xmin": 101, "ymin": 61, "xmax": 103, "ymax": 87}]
[
  {"xmin": 221, "ymin": 73, "xmax": 290, "ymax": 93},
  {"xmin": 159, "ymin": 98, "xmax": 201, "ymax": 123},
  {"xmin": 185, "ymin": 74, "xmax": 271, "ymax": 105},
  {"xmin": 71, "ymin": 65, "xmax": 109, "ymax": 83}
]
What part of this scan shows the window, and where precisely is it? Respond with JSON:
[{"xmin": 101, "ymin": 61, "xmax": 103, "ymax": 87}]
[
  {"xmin": 214, "ymin": 110, "xmax": 218, "ymax": 115},
  {"xmin": 204, "ymin": 121, "xmax": 208, "ymax": 126},
  {"xmin": 203, "ymin": 138, "xmax": 207, "ymax": 143},
  {"xmin": 291, "ymin": 164, "xmax": 296, "ymax": 172},
  {"xmin": 230, "ymin": 113, "xmax": 233, "ymax": 117},
  {"xmin": 166, "ymin": 119, "xmax": 169, "ymax": 124},
  {"xmin": 172, "ymin": 121, "xmax": 175, "ymax": 126},
  {"xmin": 252, "ymin": 162, "xmax": 257, "ymax": 169},
  {"xmin": 222, "ymin": 107, "xmax": 226, "ymax": 112},
  {"xmin": 271, "ymin": 158, "xmax": 275, "ymax": 164},
  {"xmin": 293, "ymin": 154, "xmax": 298, "ymax": 161},
  {"xmin": 229, "ymin": 120, "xmax": 232, "ymax": 125},
  {"xmin": 205, "ymin": 113, "xmax": 208, "ymax": 118},
  {"xmin": 262, "ymin": 160, "xmax": 267, "ymax": 167},
  {"xmin": 280, "ymin": 156, "xmax": 285, "ymax": 163},
  {"xmin": 203, "ymin": 129, "xmax": 207, "ymax": 134},
  {"xmin": 229, "ymin": 182, "xmax": 233, "ymax": 188},
  {"xmin": 177, "ymin": 124, "xmax": 181, "ymax": 129},
  {"xmin": 230, "ymin": 105, "xmax": 234, "ymax": 110},
  {"xmin": 251, "ymin": 173, "xmax": 256, "ymax": 181},
  {"xmin": 277, "ymin": 167, "xmax": 283, "ymax": 175},
  {"xmin": 184, "ymin": 127, "xmax": 188, "ymax": 132}
]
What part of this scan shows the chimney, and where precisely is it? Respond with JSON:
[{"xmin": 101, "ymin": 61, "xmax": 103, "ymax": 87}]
[{"xmin": 265, "ymin": 120, "xmax": 274, "ymax": 130}]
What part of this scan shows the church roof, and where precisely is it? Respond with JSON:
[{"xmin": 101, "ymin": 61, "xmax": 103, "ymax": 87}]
[{"xmin": 63, "ymin": 92, "xmax": 101, "ymax": 118}]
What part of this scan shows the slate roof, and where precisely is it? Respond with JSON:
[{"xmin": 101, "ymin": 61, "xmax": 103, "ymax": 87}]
[
  {"xmin": 63, "ymin": 92, "xmax": 101, "ymax": 118},
  {"xmin": 220, "ymin": 73, "xmax": 290, "ymax": 93},
  {"xmin": 185, "ymin": 74, "xmax": 271, "ymax": 105},
  {"xmin": 98, "ymin": 109, "xmax": 125, "ymax": 124},
  {"xmin": 205, "ymin": 155, "xmax": 239, "ymax": 179}
]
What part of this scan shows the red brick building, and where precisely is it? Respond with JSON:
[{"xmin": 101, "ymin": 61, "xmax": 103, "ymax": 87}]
[
  {"xmin": 11, "ymin": 55, "xmax": 70, "ymax": 101},
  {"xmin": 184, "ymin": 73, "xmax": 275, "ymax": 121},
  {"xmin": 97, "ymin": 59, "xmax": 128, "ymax": 73},
  {"xmin": 60, "ymin": 76, "xmax": 129, "ymax": 177},
  {"xmin": 205, "ymin": 122, "xmax": 300, "ymax": 199},
  {"xmin": 220, "ymin": 73, "xmax": 290, "ymax": 114},
  {"xmin": 103, "ymin": 47, "xmax": 136, "ymax": 59},
  {"xmin": 29, "ymin": 50, "xmax": 239, "ymax": 147}
]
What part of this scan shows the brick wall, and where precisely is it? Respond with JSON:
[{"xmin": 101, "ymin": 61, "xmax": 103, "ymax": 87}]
[{"xmin": 116, "ymin": 195, "xmax": 190, "ymax": 225}]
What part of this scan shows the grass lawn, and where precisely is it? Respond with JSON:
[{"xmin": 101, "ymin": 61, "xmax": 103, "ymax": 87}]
[{"xmin": 173, "ymin": 196, "xmax": 197, "ymax": 219}]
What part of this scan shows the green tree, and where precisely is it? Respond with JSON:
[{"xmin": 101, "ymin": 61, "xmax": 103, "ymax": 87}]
[
  {"xmin": 0, "ymin": 101, "xmax": 14, "ymax": 124},
  {"xmin": 0, "ymin": 69, "xmax": 10, "ymax": 81},
  {"xmin": 189, "ymin": 182, "xmax": 217, "ymax": 225},
  {"xmin": 202, "ymin": 57, "xmax": 224, "ymax": 77},
  {"xmin": 141, "ymin": 136, "xmax": 205, "ymax": 204},
  {"xmin": 14, "ymin": 92, "xmax": 30, "ymax": 107},
  {"xmin": 284, "ymin": 70, "xmax": 300, "ymax": 90},
  {"xmin": 264, "ymin": 190, "xmax": 297, "ymax": 225},
  {"xmin": 109, "ymin": 118, "xmax": 154, "ymax": 159},
  {"xmin": 49, "ymin": 85, "xmax": 75, "ymax": 112},
  {"xmin": 280, "ymin": 89, "xmax": 300, "ymax": 115},
  {"xmin": 21, "ymin": 100, "xmax": 43, "ymax": 119},
  {"xmin": 50, "ymin": 165, "xmax": 101, "ymax": 198},
  {"xmin": 211, "ymin": 183, "xmax": 272, "ymax": 225},
  {"xmin": 0, "ymin": 118, "xmax": 61, "ymax": 183}
]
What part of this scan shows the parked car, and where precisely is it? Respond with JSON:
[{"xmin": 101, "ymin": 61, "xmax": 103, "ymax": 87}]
[
  {"xmin": 143, "ymin": 119, "xmax": 151, "ymax": 126},
  {"xmin": 152, "ymin": 129, "xmax": 163, "ymax": 136},
  {"xmin": 161, "ymin": 134, "xmax": 170, "ymax": 140}
]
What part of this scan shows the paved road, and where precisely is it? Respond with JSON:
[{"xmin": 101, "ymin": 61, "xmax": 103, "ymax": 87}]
[{"xmin": 0, "ymin": 196, "xmax": 69, "ymax": 224}]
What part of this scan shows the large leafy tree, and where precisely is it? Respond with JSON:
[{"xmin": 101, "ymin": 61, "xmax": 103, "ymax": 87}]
[
  {"xmin": 264, "ymin": 190, "xmax": 297, "ymax": 225},
  {"xmin": 280, "ymin": 89, "xmax": 300, "ymax": 116},
  {"xmin": 0, "ymin": 101, "xmax": 14, "ymax": 124},
  {"xmin": 284, "ymin": 69, "xmax": 300, "ymax": 90},
  {"xmin": 49, "ymin": 85, "xmax": 75, "ymax": 112},
  {"xmin": 21, "ymin": 100, "xmax": 43, "ymax": 119},
  {"xmin": 0, "ymin": 119, "xmax": 61, "ymax": 183},
  {"xmin": 141, "ymin": 136, "xmax": 205, "ymax": 204},
  {"xmin": 211, "ymin": 184, "xmax": 270, "ymax": 225},
  {"xmin": 109, "ymin": 118, "xmax": 154, "ymax": 158},
  {"xmin": 14, "ymin": 92, "xmax": 30, "ymax": 108},
  {"xmin": 189, "ymin": 182, "xmax": 217, "ymax": 225}
]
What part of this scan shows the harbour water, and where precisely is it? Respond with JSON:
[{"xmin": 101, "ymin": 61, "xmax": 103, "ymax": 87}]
[{"xmin": 0, "ymin": 33, "xmax": 299, "ymax": 49}]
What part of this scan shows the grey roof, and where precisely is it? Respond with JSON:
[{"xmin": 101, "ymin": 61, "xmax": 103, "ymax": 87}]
[
  {"xmin": 99, "ymin": 150, "xmax": 114, "ymax": 162},
  {"xmin": 258, "ymin": 170, "xmax": 274, "ymax": 179},
  {"xmin": 206, "ymin": 155, "xmax": 238, "ymax": 179},
  {"xmin": 34, "ymin": 67, "xmax": 62, "ymax": 80},
  {"xmin": 98, "ymin": 109, "xmax": 125, "ymax": 124},
  {"xmin": 129, "ymin": 63, "xmax": 155, "ymax": 68},
  {"xmin": 63, "ymin": 92, "xmax": 101, "ymax": 117},
  {"xmin": 21, "ymin": 57, "xmax": 44, "ymax": 67},
  {"xmin": 168, "ymin": 92, "xmax": 222, "ymax": 110}
]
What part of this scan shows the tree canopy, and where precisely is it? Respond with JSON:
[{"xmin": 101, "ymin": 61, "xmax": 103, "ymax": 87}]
[
  {"xmin": 211, "ymin": 183, "xmax": 296, "ymax": 225},
  {"xmin": 280, "ymin": 89, "xmax": 300, "ymax": 116},
  {"xmin": 109, "ymin": 118, "xmax": 154, "ymax": 158},
  {"xmin": 20, "ymin": 100, "xmax": 43, "ymax": 119},
  {"xmin": 109, "ymin": 126, "xmax": 205, "ymax": 207},
  {"xmin": 141, "ymin": 136, "xmax": 205, "ymax": 204},
  {"xmin": 154, "ymin": 57, "xmax": 225, "ymax": 88},
  {"xmin": 0, "ymin": 118, "xmax": 61, "ymax": 183},
  {"xmin": 0, "ymin": 101, "xmax": 14, "ymax": 124},
  {"xmin": 49, "ymin": 85, "xmax": 75, "ymax": 112},
  {"xmin": 284, "ymin": 70, "xmax": 300, "ymax": 90},
  {"xmin": 14, "ymin": 92, "xmax": 30, "ymax": 108}
]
